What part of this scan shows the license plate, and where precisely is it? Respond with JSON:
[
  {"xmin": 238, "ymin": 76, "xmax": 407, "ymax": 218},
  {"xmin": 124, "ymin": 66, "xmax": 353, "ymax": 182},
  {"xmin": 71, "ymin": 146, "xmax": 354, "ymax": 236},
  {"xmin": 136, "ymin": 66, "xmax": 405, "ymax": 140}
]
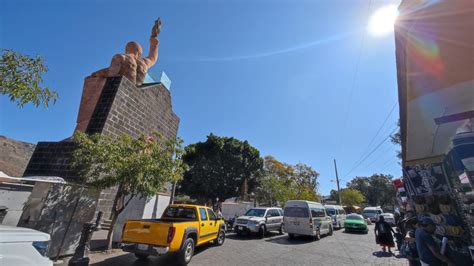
[
  {"xmin": 137, "ymin": 244, "xmax": 148, "ymax": 251},
  {"xmin": 238, "ymin": 226, "xmax": 243, "ymax": 230}
]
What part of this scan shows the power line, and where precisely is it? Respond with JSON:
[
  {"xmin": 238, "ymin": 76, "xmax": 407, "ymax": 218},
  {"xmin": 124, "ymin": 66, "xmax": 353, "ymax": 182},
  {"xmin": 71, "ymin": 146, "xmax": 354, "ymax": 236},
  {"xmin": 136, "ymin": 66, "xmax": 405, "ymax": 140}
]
[
  {"xmin": 343, "ymin": 103, "xmax": 397, "ymax": 176},
  {"xmin": 362, "ymin": 143, "xmax": 395, "ymax": 169},
  {"xmin": 338, "ymin": 0, "xmax": 373, "ymax": 156},
  {"xmin": 354, "ymin": 103, "xmax": 397, "ymax": 165},
  {"xmin": 343, "ymin": 127, "xmax": 398, "ymax": 178}
]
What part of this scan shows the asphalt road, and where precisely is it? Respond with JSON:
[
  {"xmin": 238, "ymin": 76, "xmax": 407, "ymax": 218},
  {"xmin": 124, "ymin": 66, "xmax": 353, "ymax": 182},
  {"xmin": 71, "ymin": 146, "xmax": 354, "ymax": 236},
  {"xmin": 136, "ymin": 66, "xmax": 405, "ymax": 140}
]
[{"xmin": 88, "ymin": 224, "xmax": 407, "ymax": 266}]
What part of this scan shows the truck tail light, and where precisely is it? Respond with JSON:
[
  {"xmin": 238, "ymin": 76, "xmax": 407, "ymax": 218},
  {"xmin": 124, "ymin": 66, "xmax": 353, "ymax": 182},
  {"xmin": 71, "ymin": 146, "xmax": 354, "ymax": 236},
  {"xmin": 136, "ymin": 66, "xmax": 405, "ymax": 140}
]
[
  {"xmin": 167, "ymin": 227, "xmax": 176, "ymax": 244},
  {"xmin": 122, "ymin": 222, "xmax": 127, "ymax": 234}
]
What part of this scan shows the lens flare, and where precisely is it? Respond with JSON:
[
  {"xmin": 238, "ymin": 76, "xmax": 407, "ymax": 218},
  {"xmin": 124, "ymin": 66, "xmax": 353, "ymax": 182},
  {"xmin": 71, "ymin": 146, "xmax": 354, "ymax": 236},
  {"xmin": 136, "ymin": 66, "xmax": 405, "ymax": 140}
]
[{"xmin": 368, "ymin": 4, "xmax": 399, "ymax": 37}]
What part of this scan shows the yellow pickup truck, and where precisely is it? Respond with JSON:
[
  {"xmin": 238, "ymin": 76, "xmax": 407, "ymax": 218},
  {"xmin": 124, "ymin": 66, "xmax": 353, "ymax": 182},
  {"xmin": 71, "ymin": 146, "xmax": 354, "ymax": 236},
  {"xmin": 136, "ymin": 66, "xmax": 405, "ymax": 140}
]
[{"xmin": 121, "ymin": 204, "xmax": 226, "ymax": 264}]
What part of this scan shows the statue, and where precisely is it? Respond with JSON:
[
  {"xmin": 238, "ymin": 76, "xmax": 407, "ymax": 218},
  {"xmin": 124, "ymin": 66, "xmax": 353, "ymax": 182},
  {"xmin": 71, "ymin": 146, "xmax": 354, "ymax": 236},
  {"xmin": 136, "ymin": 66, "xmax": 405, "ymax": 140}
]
[{"xmin": 75, "ymin": 18, "xmax": 162, "ymax": 132}]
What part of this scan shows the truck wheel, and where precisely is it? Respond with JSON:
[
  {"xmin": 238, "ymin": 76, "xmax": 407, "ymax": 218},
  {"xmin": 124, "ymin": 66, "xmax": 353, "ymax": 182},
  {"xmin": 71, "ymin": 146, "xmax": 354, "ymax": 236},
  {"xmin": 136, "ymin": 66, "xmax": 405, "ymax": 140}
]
[
  {"xmin": 178, "ymin": 238, "xmax": 195, "ymax": 265},
  {"xmin": 134, "ymin": 253, "xmax": 149, "ymax": 260},
  {"xmin": 214, "ymin": 229, "xmax": 226, "ymax": 246},
  {"xmin": 315, "ymin": 229, "xmax": 321, "ymax": 241},
  {"xmin": 258, "ymin": 225, "xmax": 266, "ymax": 239}
]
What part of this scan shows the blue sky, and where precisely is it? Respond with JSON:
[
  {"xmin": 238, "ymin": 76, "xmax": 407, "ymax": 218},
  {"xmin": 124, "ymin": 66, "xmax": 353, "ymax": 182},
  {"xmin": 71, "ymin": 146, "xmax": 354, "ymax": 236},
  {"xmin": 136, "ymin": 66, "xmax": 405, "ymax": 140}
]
[{"xmin": 0, "ymin": 0, "xmax": 401, "ymax": 195}]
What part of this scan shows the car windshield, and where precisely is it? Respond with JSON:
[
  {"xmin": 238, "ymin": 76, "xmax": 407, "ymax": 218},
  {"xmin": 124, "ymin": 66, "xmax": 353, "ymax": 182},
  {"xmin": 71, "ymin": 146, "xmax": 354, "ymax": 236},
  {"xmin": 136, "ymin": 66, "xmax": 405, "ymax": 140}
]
[
  {"xmin": 162, "ymin": 207, "xmax": 197, "ymax": 220},
  {"xmin": 284, "ymin": 207, "xmax": 309, "ymax": 218},
  {"xmin": 363, "ymin": 210, "xmax": 378, "ymax": 216},
  {"xmin": 245, "ymin": 209, "xmax": 266, "ymax": 217},
  {"xmin": 326, "ymin": 208, "xmax": 336, "ymax": 216},
  {"xmin": 382, "ymin": 214, "xmax": 393, "ymax": 218},
  {"xmin": 347, "ymin": 215, "xmax": 363, "ymax": 220}
]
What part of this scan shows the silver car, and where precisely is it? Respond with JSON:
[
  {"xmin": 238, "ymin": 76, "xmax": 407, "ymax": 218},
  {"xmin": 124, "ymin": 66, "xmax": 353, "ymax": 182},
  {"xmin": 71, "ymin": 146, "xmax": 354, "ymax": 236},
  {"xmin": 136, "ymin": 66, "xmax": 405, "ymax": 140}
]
[{"xmin": 233, "ymin": 207, "xmax": 284, "ymax": 238}]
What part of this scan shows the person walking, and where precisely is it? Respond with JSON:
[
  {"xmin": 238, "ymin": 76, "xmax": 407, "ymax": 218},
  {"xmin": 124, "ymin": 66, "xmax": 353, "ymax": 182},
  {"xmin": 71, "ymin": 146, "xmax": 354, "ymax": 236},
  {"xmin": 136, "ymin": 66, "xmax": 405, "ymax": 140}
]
[
  {"xmin": 415, "ymin": 217, "xmax": 453, "ymax": 266},
  {"xmin": 374, "ymin": 215, "xmax": 396, "ymax": 254}
]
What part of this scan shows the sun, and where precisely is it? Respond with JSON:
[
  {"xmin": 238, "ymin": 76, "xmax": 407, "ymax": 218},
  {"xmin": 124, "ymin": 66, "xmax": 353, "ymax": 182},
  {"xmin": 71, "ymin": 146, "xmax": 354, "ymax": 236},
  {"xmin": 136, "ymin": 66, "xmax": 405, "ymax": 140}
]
[{"xmin": 368, "ymin": 4, "xmax": 399, "ymax": 37}]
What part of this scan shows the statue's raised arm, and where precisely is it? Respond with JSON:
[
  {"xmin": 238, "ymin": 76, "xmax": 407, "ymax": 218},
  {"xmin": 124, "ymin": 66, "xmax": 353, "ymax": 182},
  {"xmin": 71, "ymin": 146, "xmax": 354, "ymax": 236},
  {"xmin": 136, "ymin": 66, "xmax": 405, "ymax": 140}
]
[
  {"xmin": 145, "ymin": 18, "xmax": 161, "ymax": 69},
  {"xmin": 151, "ymin": 18, "xmax": 161, "ymax": 38}
]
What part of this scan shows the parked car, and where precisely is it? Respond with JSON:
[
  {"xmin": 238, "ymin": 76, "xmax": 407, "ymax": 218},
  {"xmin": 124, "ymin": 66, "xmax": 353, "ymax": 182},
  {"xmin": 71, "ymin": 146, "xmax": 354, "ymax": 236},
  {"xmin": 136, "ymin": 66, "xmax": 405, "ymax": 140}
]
[
  {"xmin": 325, "ymin": 204, "xmax": 346, "ymax": 229},
  {"xmin": 344, "ymin": 214, "xmax": 368, "ymax": 233},
  {"xmin": 0, "ymin": 225, "xmax": 52, "ymax": 266},
  {"xmin": 362, "ymin": 206, "xmax": 383, "ymax": 222},
  {"xmin": 234, "ymin": 207, "xmax": 284, "ymax": 237},
  {"xmin": 283, "ymin": 200, "xmax": 333, "ymax": 240},
  {"xmin": 221, "ymin": 201, "xmax": 253, "ymax": 232},
  {"xmin": 380, "ymin": 213, "xmax": 396, "ymax": 226},
  {"xmin": 121, "ymin": 204, "xmax": 225, "ymax": 265}
]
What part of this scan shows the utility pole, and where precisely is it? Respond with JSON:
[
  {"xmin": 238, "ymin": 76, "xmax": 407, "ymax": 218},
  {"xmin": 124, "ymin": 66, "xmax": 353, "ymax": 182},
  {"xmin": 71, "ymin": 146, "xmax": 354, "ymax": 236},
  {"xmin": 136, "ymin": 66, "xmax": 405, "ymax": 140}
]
[{"xmin": 334, "ymin": 159, "xmax": 341, "ymax": 205}]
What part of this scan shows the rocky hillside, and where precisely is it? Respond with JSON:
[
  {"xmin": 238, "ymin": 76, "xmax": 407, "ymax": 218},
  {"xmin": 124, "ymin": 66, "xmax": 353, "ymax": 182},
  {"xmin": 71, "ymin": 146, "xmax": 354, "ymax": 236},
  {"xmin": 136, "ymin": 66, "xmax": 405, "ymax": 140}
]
[{"xmin": 0, "ymin": 135, "xmax": 36, "ymax": 177}]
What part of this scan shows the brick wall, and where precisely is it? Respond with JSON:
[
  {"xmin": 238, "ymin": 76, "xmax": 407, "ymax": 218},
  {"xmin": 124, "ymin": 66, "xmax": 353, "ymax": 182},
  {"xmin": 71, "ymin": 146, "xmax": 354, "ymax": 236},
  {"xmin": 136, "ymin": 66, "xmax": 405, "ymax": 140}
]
[
  {"xmin": 86, "ymin": 76, "xmax": 179, "ymax": 139},
  {"xmin": 24, "ymin": 76, "xmax": 180, "ymax": 219}
]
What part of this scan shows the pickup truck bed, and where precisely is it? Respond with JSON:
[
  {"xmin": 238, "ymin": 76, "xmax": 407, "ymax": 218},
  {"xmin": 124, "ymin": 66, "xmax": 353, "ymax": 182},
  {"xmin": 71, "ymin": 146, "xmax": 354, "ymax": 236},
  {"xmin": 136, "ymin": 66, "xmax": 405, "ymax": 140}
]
[{"xmin": 121, "ymin": 204, "xmax": 226, "ymax": 265}]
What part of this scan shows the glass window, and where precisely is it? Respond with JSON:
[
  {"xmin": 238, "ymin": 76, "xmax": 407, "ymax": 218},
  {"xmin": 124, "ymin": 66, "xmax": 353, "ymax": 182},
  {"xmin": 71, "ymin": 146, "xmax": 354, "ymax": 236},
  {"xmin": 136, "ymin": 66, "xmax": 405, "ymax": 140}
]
[
  {"xmin": 162, "ymin": 207, "xmax": 197, "ymax": 220},
  {"xmin": 271, "ymin": 209, "xmax": 280, "ymax": 216},
  {"xmin": 326, "ymin": 208, "xmax": 336, "ymax": 216},
  {"xmin": 284, "ymin": 207, "xmax": 309, "ymax": 218},
  {"xmin": 278, "ymin": 209, "xmax": 283, "ymax": 216},
  {"xmin": 207, "ymin": 209, "xmax": 216, "ymax": 220},
  {"xmin": 245, "ymin": 209, "xmax": 266, "ymax": 217},
  {"xmin": 310, "ymin": 208, "xmax": 326, "ymax": 218},
  {"xmin": 199, "ymin": 208, "xmax": 208, "ymax": 221},
  {"xmin": 347, "ymin": 214, "xmax": 364, "ymax": 220}
]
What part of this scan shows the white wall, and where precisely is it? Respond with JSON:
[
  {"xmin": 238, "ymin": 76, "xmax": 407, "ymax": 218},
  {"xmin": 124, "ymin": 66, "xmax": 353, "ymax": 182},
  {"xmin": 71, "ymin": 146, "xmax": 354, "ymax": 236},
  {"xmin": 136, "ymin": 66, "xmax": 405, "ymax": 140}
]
[
  {"xmin": 112, "ymin": 193, "xmax": 170, "ymax": 242},
  {"xmin": 0, "ymin": 183, "xmax": 33, "ymax": 226}
]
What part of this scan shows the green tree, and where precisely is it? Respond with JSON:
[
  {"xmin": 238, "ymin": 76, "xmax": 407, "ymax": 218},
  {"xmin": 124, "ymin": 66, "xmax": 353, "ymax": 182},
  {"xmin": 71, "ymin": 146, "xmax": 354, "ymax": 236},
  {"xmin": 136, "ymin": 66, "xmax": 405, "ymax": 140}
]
[
  {"xmin": 256, "ymin": 156, "xmax": 320, "ymax": 206},
  {"xmin": 178, "ymin": 134, "xmax": 263, "ymax": 203},
  {"xmin": 340, "ymin": 188, "xmax": 365, "ymax": 206},
  {"xmin": 256, "ymin": 156, "xmax": 295, "ymax": 206},
  {"xmin": 329, "ymin": 189, "xmax": 339, "ymax": 202},
  {"xmin": 293, "ymin": 163, "xmax": 320, "ymax": 196},
  {"xmin": 390, "ymin": 120, "xmax": 402, "ymax": 160},
  {"xmin": 0, "ymin": 49, "xmax": 58, "ymax": 107},
  {"xmin": 346, "ymin": 173, "xmax": 396, "ymax": 208},
  {"xmin": 72, "ymin": 131, "xmax": 185, "ymax": 250}
]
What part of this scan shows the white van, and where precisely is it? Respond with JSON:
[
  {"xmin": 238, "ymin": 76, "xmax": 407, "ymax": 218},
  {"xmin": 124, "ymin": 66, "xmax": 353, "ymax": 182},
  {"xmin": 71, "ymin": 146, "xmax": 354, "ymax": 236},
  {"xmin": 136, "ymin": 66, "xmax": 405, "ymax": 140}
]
[
  {"xmin": 283, "ymin": 200, "xmax": 333, "ymax": 240},
  {"xmin": 362, "ymin": 206, "xmax": 383, "ymax": 222},
  {"xmin": 324, "ymin": 205, "xmax": 346, "ymax": 229}
]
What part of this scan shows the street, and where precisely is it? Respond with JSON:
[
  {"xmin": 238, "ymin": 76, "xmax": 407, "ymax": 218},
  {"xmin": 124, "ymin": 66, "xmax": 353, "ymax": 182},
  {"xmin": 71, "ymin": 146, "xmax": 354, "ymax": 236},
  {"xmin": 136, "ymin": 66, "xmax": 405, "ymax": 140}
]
[{"xmin": 88, "ymin": 225, "xmax": 407, "ymax": 266}]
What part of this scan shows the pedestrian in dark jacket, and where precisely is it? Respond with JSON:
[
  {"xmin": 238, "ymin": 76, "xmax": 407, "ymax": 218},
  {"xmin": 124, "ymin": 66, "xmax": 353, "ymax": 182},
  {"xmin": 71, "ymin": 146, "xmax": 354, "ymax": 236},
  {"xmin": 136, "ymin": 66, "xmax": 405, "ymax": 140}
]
[{"xmin": 374, "ymin": 215, "xmax": 396, "ymax": 254}]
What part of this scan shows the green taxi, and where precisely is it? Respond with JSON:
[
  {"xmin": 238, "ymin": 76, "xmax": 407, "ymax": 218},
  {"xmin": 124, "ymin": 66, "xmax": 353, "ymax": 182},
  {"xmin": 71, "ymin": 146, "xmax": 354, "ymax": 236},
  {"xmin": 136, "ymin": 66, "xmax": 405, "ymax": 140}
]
[{"xmin": 344, "ymin": 214, "xmax": 368, "ymax": 233}]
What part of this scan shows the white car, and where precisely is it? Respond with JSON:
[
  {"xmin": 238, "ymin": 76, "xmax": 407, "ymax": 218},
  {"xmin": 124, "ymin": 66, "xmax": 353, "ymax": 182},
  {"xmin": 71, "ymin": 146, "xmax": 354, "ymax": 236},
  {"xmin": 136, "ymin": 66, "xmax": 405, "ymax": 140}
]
[
  {"xmin": 380, "ymin": 213, "xmax": 396, "ymax": 226},
  {"xmin": 234, "ymin": 207, "xmax": 284, "ymax": 237},
  {"xmin": 0, "ymin": 225, "xmax": 52, "ymax": 266}
]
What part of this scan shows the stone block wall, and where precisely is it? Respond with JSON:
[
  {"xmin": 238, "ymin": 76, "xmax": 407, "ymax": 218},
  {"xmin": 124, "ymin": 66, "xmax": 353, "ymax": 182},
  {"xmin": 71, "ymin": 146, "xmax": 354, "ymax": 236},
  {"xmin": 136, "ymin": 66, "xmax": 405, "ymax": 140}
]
[
  {"xmin": 86, "ymin": 76, "xmax": 179, "ymax": 140},
  {"xmin": 23, "ymin": 141, "xmax": 78, "ymax": 179},
  {"xmin": 24, "ymin": 76, "xmax": 180, "ymax": 219}
]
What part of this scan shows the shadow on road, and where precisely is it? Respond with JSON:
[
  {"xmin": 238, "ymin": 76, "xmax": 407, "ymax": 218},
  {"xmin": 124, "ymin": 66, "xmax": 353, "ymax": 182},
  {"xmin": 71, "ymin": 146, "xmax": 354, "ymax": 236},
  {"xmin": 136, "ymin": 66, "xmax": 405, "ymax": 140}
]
[
  {"xmin": 265, "ymin": 234, "xmax": 330, "ymax": 245},
  {"xmin": 372, "ymin": 251, "xmax": 394, "ymax": 258},
  {"xmin": 90, "ymin": 243, "xmax": 218, "ymax": 266},
  {"xmin": 226, "ymin": 231, "xmax": 281, "ymax": 241},
  {"xmin": 342, "ymin": 230, "xmax": 369, "ymax": 235}
]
